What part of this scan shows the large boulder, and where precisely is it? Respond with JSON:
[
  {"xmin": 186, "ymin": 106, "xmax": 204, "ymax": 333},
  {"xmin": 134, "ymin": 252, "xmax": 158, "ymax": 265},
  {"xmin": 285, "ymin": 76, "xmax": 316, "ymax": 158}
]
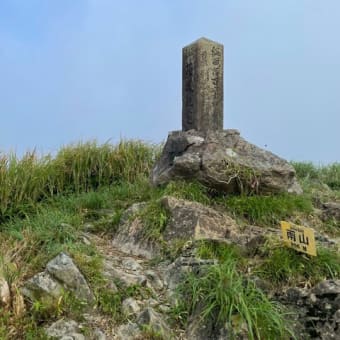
[
  {"xmin": 112, "ymin": 196, "xmax": 241, "ymax": 258},
  {"xmin": 161, "ymin": 196, "xmax": 238, "ymax": 241},
  {"xmin": 152, "ymin": 129, "xmax": 302, "ymax": 195}
]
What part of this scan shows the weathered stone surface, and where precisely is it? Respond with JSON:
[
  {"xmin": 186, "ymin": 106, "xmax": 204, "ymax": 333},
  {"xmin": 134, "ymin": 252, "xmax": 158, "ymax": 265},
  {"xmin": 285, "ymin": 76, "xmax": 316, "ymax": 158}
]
[
  {"xmin": 103, "ymin": 261, "xmax": 147, "ymax": 287},
  {"xmin": 121, "ymin": 258, "xmax": 143, "ymax": 271},
  {"xmin": 161, "ymin": 196, "xmax": 238, "ymax": 241},
  {"xmin": 112, "ymin": 202, "xmax": 158, "ymax": 259},
  {"xmin": 22, "ymin": 271, "xmax": 63, "ymax": 302},
  {"xmin": 144, "ymin": 270, "xmax": 164, "ymax": 290},
  {"xmin": 116, "ymin": 322, "xmax": 141, "ymax": 340},
  {"xmin": 312, "ymin": 279, "xmax": 340, "ymax": 296},
  {"xmin": 280, "ymin": 279, "xmax": 340, "ymax": 339},
  {"xmin": 182, "ymin": 38, "xmax": 223, "ymax": 133},
  {"xmin": 22, "ymin": 253, "xmax": 94, "ymax": 306},
  {"xmin": 122, "ymin": 297, "xmax": 141, "ymax": 316},
  {"xmin": 322, "ymin": 202, "xmax": 340, "ymax": 222},
  {"xmin": 46, "ymin": 252, "xmax": 94, "ymax": 303},
  {"xmin": 0, "ymin": 277, "xmax": 10, "ymax": 307},
  {"xmin": 152, "ymin": 129, "xmax": 302, "ymax": 195},
  {"xmin": 45, "ymin": 319, "xmax": 84, "ymax": 340},
  {"xmin": 137, "ymin": 307, "xmax": 169, "ymax": 335}
]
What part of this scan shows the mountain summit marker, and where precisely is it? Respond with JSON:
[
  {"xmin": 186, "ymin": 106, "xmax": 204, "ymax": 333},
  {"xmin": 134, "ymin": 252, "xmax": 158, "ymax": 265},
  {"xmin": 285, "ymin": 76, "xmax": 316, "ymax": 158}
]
[{"xmin": 182, "ymin": 37, "xmax": 224, "ymax": 132}]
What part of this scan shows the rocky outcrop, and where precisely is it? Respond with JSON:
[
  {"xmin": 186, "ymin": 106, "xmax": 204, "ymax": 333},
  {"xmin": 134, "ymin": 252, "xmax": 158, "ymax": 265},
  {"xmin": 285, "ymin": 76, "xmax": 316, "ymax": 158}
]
[
  {"xmin": 282, "ymin": 280, "xmax": 340, "ymax": 339},
  {"xmin": 113, "ymin": 196, "xmax": 280, "ymax": 260},
  {"xmin": 152, "ymin": 129, "xmax": 302, "ymax": 195},
  {"xmin": 322, "ymin": 202, "xmax": 340, "ymax": 223},
  {"xmin": 161, "ymin": 196, "xmax": 238, "ymax": 242},
  {"xmin": 45, "ymin": 319, "xmax": 85, "ymax": 340},
  {"xmin": 22, "ymin": 252, "xmax": 94, "ymax": 305},
  {"xmin": 112, "ymin": 202, "xmax": 158, "ymax": 259},
  {"xmin": 112, "ymin": 196, "xmax": 240, "ymax": 258}
]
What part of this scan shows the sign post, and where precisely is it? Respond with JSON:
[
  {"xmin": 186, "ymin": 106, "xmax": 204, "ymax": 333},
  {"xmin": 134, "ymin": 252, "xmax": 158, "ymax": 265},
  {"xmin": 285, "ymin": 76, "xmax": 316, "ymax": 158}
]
[{"xmin": 281, "ymin": 221, "xmax": 317, "ymax": 256}]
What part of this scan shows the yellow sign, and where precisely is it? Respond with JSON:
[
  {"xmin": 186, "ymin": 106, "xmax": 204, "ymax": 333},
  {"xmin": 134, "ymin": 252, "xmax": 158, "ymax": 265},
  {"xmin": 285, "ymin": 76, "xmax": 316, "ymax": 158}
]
[{"xmin": 281, "ymin": 221, "xmax": 317, "ymax": 256}]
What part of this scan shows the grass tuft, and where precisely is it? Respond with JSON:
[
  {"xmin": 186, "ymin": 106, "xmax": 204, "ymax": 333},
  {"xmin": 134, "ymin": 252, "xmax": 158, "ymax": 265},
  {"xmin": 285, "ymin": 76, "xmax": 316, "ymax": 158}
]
[
  {"xmin": 221, "ymin": 194, "xmax": 313, "ymax": 226},
  {"xmin": 257, "ymin": 244, "xmax": 340, "ymax": 286},
  {"xmin": 178, "ymin": 257, "xmax": 294, "ymax": 339}
]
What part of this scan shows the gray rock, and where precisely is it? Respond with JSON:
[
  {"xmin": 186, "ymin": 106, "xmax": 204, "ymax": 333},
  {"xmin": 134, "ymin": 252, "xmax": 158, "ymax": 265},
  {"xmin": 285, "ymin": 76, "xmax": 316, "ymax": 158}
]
[
  {"xmin": 122, "ymin": 297, "xmax": 141, "ymax": 316},
  {"xmin": 145, "ymin": 270, "xmax": 163, "ymax": 290},
  {"xmin": 120, "ymin": 202, "xmax": 147, "ymax": 224},
  {"xmin": 312, "ymin": 280, "xmax": 340, "ymax": 296},
  {"xmin": 22, "ymin": 271, "xmax": 63, "ymax": 302},
  {"xmin": 103, "ymin": 262, "xmax": 147, "ymax": 287},
  {"xmin": 112, "ymin": 203, "xmax": 158, "ymax": 259},
  {"xmin": 322, "ymin": 202, "xmax": 340, "ymax": 222},
  {"xmin": 45, "ymin": 319, "xmax": 84, "ymax": 340},
  {"xmin": 161, "ymin": 196, "xmax": 239, "ymax": 242},
  {"xmin": 152, "ymin": 129, "xmax": 302, "ymax": 195},
  {"xmin": 137, "ymin": 307, "xmax": 169, "ymax": 335},
  {"xmin": 116, "ymin": 322, "xmax": 141, "ymax": 340},
  {"xmin": 46, "ymin": 252, "xmax": 94, "ymax": 303},
  {"xmin": 93, "ymin": 328, "xmax": 106, "ymax": 340},
  {"xmin": 121, "ymin": 258, "xmax": 143, "ymax": 271}
]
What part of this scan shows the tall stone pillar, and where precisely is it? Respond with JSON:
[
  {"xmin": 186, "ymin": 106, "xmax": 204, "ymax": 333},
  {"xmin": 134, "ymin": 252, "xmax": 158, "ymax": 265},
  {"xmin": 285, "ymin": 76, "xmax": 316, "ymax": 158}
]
[{"xmin": 182, "ymin": 37, "xmax": 224, "ymax": 132}]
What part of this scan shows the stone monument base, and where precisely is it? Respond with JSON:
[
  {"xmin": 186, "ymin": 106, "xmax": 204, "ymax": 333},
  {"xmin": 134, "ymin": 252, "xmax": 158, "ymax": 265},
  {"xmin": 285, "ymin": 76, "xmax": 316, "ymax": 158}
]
[{"xmin": 152, "ymin": 129, "xmax": 302, "ymax": 195}]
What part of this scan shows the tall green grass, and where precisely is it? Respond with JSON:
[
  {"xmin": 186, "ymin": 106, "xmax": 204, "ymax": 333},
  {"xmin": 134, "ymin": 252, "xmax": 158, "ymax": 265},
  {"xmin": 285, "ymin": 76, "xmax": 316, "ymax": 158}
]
[
  {"xmin": 292, "ymin": 162, "xmax": 340, "ymax": 190},
  {"xmin": 220, "ymin": 194, "xmax": 313, "ymax": 226},
  {"xmin": 0, "ymin": 141, "xmax": 157, "ymax": 220},
  {"xmin": 178, "ymin": 254, "xmax": 293, "ymax": 339}
]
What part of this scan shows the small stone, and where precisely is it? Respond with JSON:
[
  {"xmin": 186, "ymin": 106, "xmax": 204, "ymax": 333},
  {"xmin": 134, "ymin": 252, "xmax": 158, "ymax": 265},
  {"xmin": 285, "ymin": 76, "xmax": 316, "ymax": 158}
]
[
  {"xmin": 46, "ymin": 319, "xmax": 84, "ymax": 339},
  {"xmin": 116, "ymin": 322, "xmax": 141, "ymax": 340},
  {"xmin": 122, "ymin": 297, "xmax": 141, "ymax": 316},
  {"xmin": 22, "ymin": 271, "xmax": 63, "ymax": 301},
  {"xmin": 103, "ymin": 263, "xmax": 146, "ymax": 287},
  {"xmin": 145, "ymin": 270, "xmax": 163, "ymax": 290},
  {"xmin": 121, "ymin": 258, "xmax": 142, "ymax": 271},
  {"xmin": 46, "ymin": 252, "xmax": 95, "ymax": 303},
  {"xmin": 144, "ymin": 298, "xmax": 158, "ymax": 307},
  {"xmin": 309, "ymin": 293, "xmax": 317, "ymax": 303},
  {"xmin": 93, "ymin": 328, "xmax": 106, "ymax": 340},
  {"xmin": 137, "ymin": 307, "xmax": 169, "ymax": 335},
  {"xmin": 0, "ymin": 277, "xmax": 11, "ymax": 307},
  {"xmin": 83, "ymin": 222, "xmax": 95, "ymax": 231},
  {"xmin": 334, "ymin": 310, "xmax": 340, "ymax": 323},
  {"xmin": 312, "ymin": 280, "xmax": 340, "ymax": 297}
]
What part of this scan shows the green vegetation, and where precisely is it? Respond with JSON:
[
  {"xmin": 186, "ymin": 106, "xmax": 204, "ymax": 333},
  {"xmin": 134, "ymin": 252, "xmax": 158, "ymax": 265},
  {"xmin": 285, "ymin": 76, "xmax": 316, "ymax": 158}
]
[
  {"xmin": 195, "ymin": 240, "xmax": 243, "ymax": 264},
  {"xmin": 221, "ymin": 193, "xmax": 313, "ymax": 226},
  {"xmin": 257, "ymin": 243, "xmax": 340, "ymax": 286},
  {"xmin": 0, "ymin": 143, "xmax": 339, "ymax": 339},
  {"xmin": 97, "ymin": 282, "xmax": 152, "ymax": 322},
  {"xmin": 292, "ymin": 161, "xmax": 340, "ymax": 190},
  {"xmin": 177, "ymin": 251, "xmax": 293, "ymax": 339},
  {"xmin": 136, "ymin": 200, "xmax": 169, "ymax": 243},
  {"xmin": 0, "ymin": 141, "xmax": 156, "ymax": 221}
]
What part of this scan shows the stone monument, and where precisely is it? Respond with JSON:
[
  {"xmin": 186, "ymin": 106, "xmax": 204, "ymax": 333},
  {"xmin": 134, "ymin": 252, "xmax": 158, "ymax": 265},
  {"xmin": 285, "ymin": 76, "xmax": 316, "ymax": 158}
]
[
  {"xmin": 182, "ymin": 38, "xmax": 223, "ymax": 132},
  {"xmin": 152, "ymin": 38, "xmax": 302, "ymax": 195}
]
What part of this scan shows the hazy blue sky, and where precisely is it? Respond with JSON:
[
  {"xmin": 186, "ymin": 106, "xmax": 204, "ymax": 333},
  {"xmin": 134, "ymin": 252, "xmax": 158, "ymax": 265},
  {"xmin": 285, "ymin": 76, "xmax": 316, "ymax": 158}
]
[{"xmin": 0, "ymin": 0, "xmax": 339, "ymax": 163}]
